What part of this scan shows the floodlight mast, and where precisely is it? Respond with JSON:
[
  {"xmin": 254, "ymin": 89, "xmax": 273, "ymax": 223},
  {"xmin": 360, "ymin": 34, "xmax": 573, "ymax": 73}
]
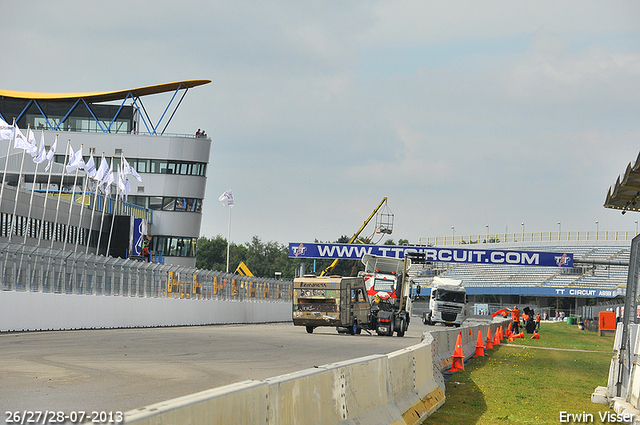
[{"xmin": 319, "ymin": 197, "xmax": 391, "ymax": 277}]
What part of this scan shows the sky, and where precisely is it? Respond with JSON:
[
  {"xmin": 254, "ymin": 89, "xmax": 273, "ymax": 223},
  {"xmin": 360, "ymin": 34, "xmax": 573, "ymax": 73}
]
[{"xmin": 3, "ymin": 1, "xmax": 640, "ymax": 246}]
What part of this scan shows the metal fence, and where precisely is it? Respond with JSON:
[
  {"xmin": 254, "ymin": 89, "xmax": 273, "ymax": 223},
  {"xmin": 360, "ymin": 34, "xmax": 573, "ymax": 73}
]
[
  {"xmin": 0, "ymin": 242, "xmax": 292, "ymax": 302},
  {"xmin": 419, "ymin": 230, "xmax": 638, "ymax": 246}
]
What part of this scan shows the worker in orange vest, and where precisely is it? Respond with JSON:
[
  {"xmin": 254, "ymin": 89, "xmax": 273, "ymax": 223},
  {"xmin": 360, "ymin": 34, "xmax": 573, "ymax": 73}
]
[
  {"xmin": 535, "ymin": 313, "xmax": 541, "ymax": 331},
  {"xmin": 507, "ymin": 305, "xmax": 521, "ymax": 334}
]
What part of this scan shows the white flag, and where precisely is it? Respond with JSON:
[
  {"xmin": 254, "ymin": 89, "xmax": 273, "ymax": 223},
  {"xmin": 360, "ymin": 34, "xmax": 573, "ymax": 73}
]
[
  {"xmin": 117, "ymin": 166, "xmax": 131, "ymax": 202},
  {"xmin": 84, "ymin": 153, "xmax": 96, "ymax": 178},
  {"xmin": 219, "ymin": 189, "xmax": 234, "ymax": 208},
  {"xmin": 117, "ymin": 165, "xmax": 126, "ymax": 199},
  {"xmin": 122, "ymin": 157, "xmax": 142, "ymax": 182},
  {"xmin": 0, "ymin": 118, "xmax": 14, "ymax": 140},
  {"xmin": 32, "ymin": 131, "xmax": 47, "ymax": 164},
  {"xmin": 44, "ymin": 137, "xmax": 57, "ymax": 172},
  {"xmin": 14, "ymin": 126, "xmax": 38, "ymax": 157},
  {"xmin": 94, "ymin": 156, "xmax": 108, "ymax": 182},
  {"xmin": 101, "ymin": 161, "xmax": 114, "ymax": 195},
  {"xmin": 66, "ymin": 146, "xmax": 85, "ymax": 173}
]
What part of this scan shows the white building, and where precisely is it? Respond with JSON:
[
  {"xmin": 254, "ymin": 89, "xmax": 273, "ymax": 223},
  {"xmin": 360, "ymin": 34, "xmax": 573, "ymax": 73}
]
[{"xmin": 0, "ymin": 80, "xmax": 211, "ymax": 267}]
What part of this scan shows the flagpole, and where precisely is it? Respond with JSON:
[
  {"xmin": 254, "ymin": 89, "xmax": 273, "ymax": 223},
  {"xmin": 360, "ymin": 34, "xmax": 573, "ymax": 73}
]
[
  {"xmin": 61, "ymin": 144, "xmax": 82, "ymax": 254},
  {"xmin": 226, "ymin": 204, "xmax": 231, "ymax": 273},
  {"xmin": 85, "ymin": 152, "xmax": 104, "ymax": 255},
  {"xmin": 0, "ymin": 119, "xmax": 16, "ymax": 219},
  {"xmin": 106, "ymin": 162, "xmax": 122, "ymax": 257},
  {"xmin": 23, "ymin": 129, "xmax": 45, "ymax": 245},
  {"xmin": 96, "ymin": 157, "xmax": 113, "ymax": 255},
  {"xmin": 37, "ymin": 134, "xmax": 57, "ymax": 248},
  {"xmin": 50, "ymin": 140, "xmax": 71, "ymax": 249},
  {"xmin": 8, "ymin": 125, "xmax": 30, "ymax": 242},
  {"xmin": 74, "ymin": 169, "xmax": 89, "ymax": 253}
]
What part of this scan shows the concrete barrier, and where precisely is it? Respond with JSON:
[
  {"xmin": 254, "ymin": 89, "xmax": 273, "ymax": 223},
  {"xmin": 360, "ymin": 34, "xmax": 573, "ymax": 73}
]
[
  {"xmin": 125, "ymin": 380, "xmax": 269, "ymax": 425},
  {"xmin": 592, "ymin": 323, "xmax": 640, "ymax": 424},
  {"xmin": 0, "ymin": 290, "xmax": 291, "ymax": 331},
  {"xmin": 123, "ymin": 319, "xmax": 510, "ymax": 425}
]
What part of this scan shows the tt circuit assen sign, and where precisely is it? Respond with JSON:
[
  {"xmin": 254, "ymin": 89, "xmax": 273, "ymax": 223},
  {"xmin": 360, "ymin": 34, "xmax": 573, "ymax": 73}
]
[{"xmin": 288, "ymin": 242, "xmax": 573, "ymax": 268}]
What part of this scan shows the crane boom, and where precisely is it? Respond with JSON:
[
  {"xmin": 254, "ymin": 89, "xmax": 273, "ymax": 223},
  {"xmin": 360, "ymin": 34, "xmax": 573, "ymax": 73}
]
[{"xmin": 319, "ymin": 197, "xmax": 388, "ymax": 276}]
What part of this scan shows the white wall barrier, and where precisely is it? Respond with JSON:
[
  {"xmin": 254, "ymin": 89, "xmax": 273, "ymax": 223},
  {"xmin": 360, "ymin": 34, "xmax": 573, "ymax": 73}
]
[
  {"xmin": 593, "ymin": 323, "xmax": 640, "ymax": 424},
  {"xmin": 0, "ymin": 290, "xmax": 292, "ymax": 332},
  {"xmin": 124, "ymin": 320, "xmax": 510, "ymax": 425}
]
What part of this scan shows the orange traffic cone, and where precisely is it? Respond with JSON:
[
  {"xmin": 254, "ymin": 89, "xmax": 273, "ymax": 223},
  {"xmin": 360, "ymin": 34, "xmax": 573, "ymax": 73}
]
[
  {"xmin": 531, "ymin": 332, "xmax": 540, "ymax": 339},
  {"xmin": 486, "ymin": 327, "xmax": 494, "ymax": 350},
  {"xmin": 499, "ymin": 325, "xmax": 504, "ymax": 341},
  {"xmin": 493, "ymin": 328, "xmax": 501, "ymax": 346},
  {"xmin": 508, "ymin": 334, "xmax": 515, "ymax": 342},
  {"xmin": 450, "ymin": 332, "xmax": 465, "ymax": 371},
  {"xmin": 519, "ymin": 332, "xmax": 524, "ymax": 339},
  {"xmin": 474, "ymin": 330, "xmax": 485, "ymax": 357}
]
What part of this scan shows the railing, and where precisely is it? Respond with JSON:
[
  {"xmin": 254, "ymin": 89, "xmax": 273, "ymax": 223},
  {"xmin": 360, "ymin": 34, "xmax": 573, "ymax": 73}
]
[
  {"xmin": 418, "ymin": 230, "xmax": 639, "ymax": 246},
  {"xmin": 0, "ymin": 242, "xmax": 292, "ymax": 302}
]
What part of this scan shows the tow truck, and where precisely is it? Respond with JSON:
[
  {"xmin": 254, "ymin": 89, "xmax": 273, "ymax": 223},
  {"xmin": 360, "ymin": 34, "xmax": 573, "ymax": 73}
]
[{"xmin": 359, "ymin": 252, "xmax": 425, "ymax": 336}]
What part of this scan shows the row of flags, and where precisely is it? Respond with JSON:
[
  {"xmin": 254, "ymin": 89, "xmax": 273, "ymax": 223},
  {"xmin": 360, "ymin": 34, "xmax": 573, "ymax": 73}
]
[
  {"xmin": 0, "ymin": 117, "xmax": 142, "ymax": 201},
  {"xmin": 0, "ymin": 117, "xmax": 145, "ymax": 255}
]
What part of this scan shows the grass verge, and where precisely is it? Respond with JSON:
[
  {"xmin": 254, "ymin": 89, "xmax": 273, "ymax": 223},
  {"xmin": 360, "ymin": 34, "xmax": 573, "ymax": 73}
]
[{"xmin": 422, "ymin": 322, "xmax": 615, "ymax": 424}]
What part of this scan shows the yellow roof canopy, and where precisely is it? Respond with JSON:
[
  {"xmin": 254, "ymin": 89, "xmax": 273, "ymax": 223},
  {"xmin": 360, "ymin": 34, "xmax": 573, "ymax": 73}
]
[{"xmin": 0, "ymin": 79, "xmax": 211, "ymax": 103}]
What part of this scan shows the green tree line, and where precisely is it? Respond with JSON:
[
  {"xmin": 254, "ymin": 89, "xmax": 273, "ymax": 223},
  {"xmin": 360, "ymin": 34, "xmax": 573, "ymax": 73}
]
[{"xmin": 195, "ymin": 235, "xmax": 408, "ymax": 280}]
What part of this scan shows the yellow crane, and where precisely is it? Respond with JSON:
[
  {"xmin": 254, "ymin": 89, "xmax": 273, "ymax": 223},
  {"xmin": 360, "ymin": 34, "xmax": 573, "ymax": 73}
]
[{"xmin": 319, "ymin": 197, "xmax": 393, "ymax": 276}]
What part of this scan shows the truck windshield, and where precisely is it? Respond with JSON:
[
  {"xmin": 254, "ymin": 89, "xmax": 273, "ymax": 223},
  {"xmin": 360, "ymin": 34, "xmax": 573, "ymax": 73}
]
[
  {"xmin": 435, "ymin": 290, "xmax": 465, "ymax": 303},
  {"xmin": 373, "ymin": 277, "xmax": 394, "ymax": 292}
]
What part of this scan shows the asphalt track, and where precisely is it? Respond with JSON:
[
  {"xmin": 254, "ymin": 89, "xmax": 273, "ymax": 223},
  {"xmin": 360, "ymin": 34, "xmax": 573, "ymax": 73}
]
[{"xmin": 1, "ymin": 320, "xmax": 437, "ymax": 414}]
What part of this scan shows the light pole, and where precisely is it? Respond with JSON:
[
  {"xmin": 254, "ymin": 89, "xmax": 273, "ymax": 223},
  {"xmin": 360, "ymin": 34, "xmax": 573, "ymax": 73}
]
[
  {"xmin": 636, "ymin": 220, "xmax": 638, "ymax": 234},
  {"xmin": 558, "ymin": 221, "xmax": 561, "ymax": 241},
  {"xmin": 451, "ymin": 226, "xmax": 455, "ymax": 244},
  {"xmin": 486, "ymin": 224, "xmax": 489, "ymax": 243},
  {"xmin": 595, "ymin": 221, "xmax": 599, "ymax": 240}
]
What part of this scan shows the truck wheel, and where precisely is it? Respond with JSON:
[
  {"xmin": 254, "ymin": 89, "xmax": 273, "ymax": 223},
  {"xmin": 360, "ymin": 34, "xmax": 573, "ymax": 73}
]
[
  {"xmin": 306, "ymin": 326, "xmax": 314, "ymax": 334},
  {"xmin": 397, "ymin": 318, "xmax": 405, "ymax": 337}
]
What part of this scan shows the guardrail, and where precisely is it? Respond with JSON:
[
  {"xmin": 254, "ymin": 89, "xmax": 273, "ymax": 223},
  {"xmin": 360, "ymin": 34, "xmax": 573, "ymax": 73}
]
[
  {"xmin": 124, "ymin": 319, "xmax": 510, "ymax": 425},
  {"xmin": 419, "ymin": 230, "xmax": 638, "ymax": 246}
]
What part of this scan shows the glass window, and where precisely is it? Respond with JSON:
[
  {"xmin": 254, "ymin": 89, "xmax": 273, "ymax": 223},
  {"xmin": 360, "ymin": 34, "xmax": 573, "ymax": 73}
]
[
  {"xmin": 162, "ymin": 198, "xmax": 175, "ymax": 211},
  {"xmin": 130, "ymin": 196, "xmax": 147, "ymax": 208},
  {"xmin": 166, "ymin": 162, "xmax": 176, "ymax": 174},
  {"xmin": 148, "ymin": 197, "xmax": 163, "ymax": 210},
  {"xmin": 137, "ymin": 159, "xmax": 150, "ymax": 173},
  {"xmin": 175, "ymin": 198, "xmax": 187, "ymax": 212}
]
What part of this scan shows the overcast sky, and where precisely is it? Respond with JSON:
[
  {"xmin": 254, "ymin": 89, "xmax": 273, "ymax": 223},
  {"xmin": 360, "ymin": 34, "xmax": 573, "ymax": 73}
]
[{"xmin": 4, "ymin": 1, "xmax": 640, "ymax": 246}]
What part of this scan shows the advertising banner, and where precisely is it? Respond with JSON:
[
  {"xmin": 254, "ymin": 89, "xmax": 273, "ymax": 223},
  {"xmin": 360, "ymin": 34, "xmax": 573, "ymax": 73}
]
[{"xmin": 288, "ymin": 242, "xmax": 573, "ymax": 268}]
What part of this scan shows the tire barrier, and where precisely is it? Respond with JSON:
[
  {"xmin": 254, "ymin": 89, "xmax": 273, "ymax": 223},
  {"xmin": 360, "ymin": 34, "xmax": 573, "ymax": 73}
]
[{"xmin": 124, "ymin": 319, "xmax": 510, "ymax": 425}]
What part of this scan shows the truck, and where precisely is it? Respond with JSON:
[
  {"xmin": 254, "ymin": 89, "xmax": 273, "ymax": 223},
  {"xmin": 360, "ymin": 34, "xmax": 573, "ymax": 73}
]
[
  {"xmin": 359, "ymin": 252, "xmax": 424, "ymax": 337},
  {"xmin": 421, "ymin": 276, "xmax": 467, "ymax": 327},
  {"xmin": 292, "ymin": 275, "xmax": 371, "ymax": 335}
]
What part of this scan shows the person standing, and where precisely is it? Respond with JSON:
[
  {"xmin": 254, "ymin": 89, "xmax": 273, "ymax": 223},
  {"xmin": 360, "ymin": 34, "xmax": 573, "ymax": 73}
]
[{"xmin": 507, "ymin": 305, "xmax": 521, "ymax": 334}]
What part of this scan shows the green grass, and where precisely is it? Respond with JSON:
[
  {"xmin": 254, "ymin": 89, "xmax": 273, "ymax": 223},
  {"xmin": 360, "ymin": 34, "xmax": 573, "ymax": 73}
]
[{"xmin": 422, "ymin": 322, "xmax": 615, "ymax": 425}]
